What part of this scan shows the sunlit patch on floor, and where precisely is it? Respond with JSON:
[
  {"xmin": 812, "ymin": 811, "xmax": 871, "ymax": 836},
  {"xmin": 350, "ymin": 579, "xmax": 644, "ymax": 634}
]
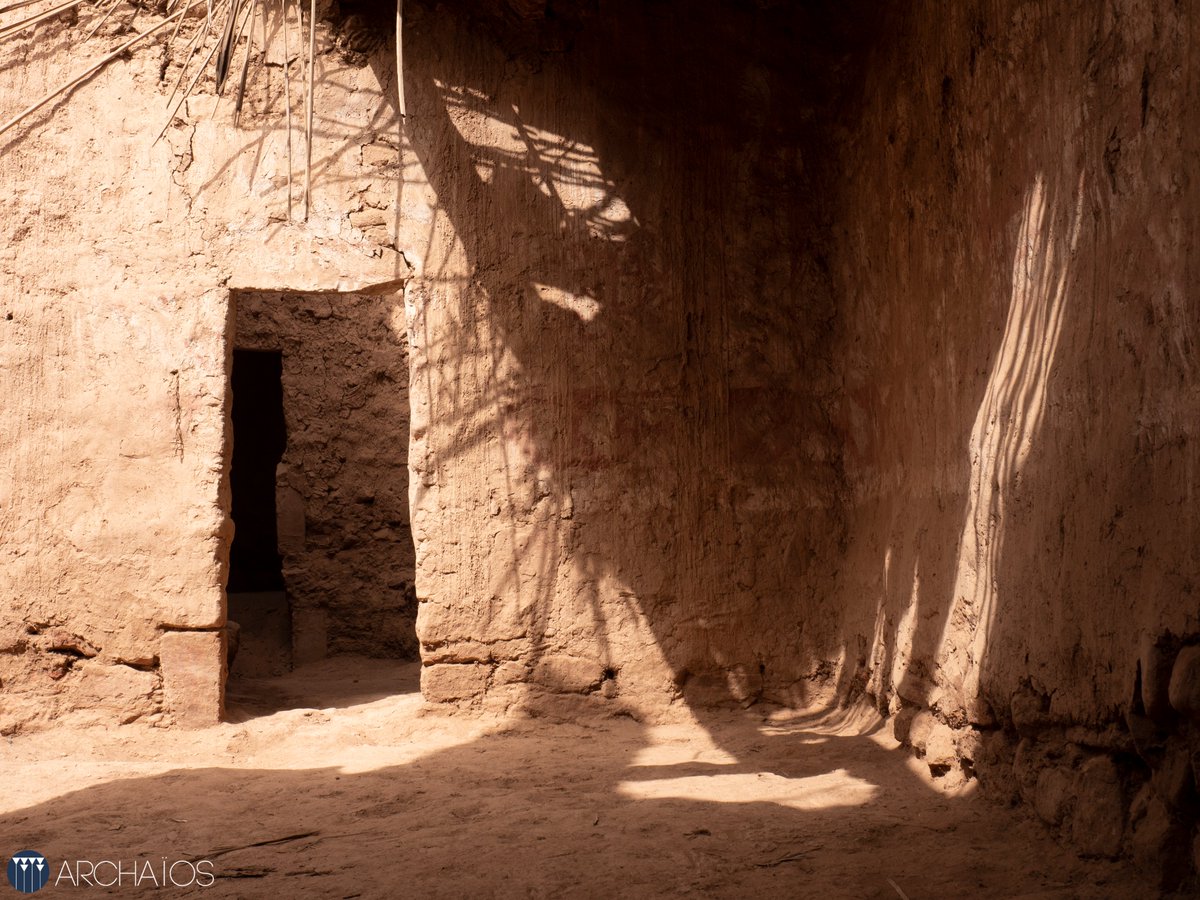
[{"xmin": 618, "ymin": 768, "xmax": 878, "ymax": 811}]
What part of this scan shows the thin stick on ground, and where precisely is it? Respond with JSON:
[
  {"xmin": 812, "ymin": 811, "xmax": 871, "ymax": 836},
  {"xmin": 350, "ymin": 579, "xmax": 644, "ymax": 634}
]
[
  {"xmin": 0, "ymin": 2, "xmax": 199, "ymax": 140},
  {"xmin": 303, "ymin": 0, "xmax": 313, "ymax": 219}
]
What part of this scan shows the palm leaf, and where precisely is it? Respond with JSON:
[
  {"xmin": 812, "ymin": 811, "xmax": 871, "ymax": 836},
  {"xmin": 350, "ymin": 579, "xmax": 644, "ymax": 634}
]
[
  {"xmin": 0, "ymin": 2, "xmax": 199, "ymax": 140},
  {"xmin": 232, "ymin": 0, "xmax": 258, "ymax": 124},
  {"xmin": 213, "ymin": 0, "xmax": 242, "ymax": 93},
  {"xmin": 0, "ymin": 0, "xmax": 90, "ymax": 40},
  {"xmin": 303, "ymin": 0, "xmax": 313, "ymax": 219}
]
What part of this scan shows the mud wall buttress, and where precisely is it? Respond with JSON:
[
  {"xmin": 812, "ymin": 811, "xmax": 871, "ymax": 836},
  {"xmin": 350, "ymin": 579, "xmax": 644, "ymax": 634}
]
[{"xmin": 398, "ymin": 1, "xmax": 849, "ymax": 717}]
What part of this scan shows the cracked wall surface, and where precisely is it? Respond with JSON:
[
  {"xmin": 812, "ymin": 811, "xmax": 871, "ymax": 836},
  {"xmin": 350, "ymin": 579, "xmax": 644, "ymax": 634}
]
[
  {"xmin": 0, "ymin": 13, "xmax": 408, "ymax": 730},
  {"xmin": 825, "ymin": 0, "xmax": 1200, "ymax": 887}
]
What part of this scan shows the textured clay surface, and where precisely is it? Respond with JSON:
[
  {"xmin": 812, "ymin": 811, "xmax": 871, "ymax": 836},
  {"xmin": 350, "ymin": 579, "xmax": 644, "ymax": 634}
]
[
  {"xmin": 1, "ymin": 0, "xmax": 1198, "ymax": 886},
  {"xmin": 401, "ymin": 0, "xmax": 848, "ymax": 717},
  {"xmin": 0, "ymin": 7, "xmax": 408, "ymax": 728}
]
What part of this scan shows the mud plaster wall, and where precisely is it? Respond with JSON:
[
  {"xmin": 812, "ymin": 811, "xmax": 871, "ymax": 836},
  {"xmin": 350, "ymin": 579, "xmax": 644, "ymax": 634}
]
[
  {"xmin": 0, "ymin": 12, "xmax": 408, "ymax": 730},
  {"xmin": 235, "ymin": 291, "xmax": 416, "ymax": 661},
  {"xmin": 0, "ymin": 4, "xmax": 1194, "ymax": 844},
  {"xmin": 0, "ymin": 0, "xmax": 856, "ymax": 729},
  {"xmin": 400, "ymin": 0, "xmax": 1200, "ymax": 878},
  {"xmin": 826, "ymin": 0, "xmax": 1200, "ymax": 883},
  {"xmin": 400, "ymin": 2, "xmax": 851, "ymax": 714}
]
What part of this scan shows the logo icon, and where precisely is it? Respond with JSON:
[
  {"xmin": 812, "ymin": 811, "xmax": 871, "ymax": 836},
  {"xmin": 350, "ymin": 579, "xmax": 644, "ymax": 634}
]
[{"xmin": 5, "ymin": 852, "xmax": 48, "ymax": 893}]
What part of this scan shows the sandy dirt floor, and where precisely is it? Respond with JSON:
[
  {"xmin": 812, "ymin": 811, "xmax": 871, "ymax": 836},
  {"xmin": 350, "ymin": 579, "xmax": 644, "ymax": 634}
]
[{"xmin": 1, "ymin": 658, "xmax": 1153, "ymax": 898}]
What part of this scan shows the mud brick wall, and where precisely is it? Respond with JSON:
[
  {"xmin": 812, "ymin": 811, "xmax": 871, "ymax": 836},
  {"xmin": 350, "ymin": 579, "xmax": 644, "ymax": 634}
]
[
  {"xmin": 0, "ymin": 13, "xmax": 408, "ymax": 729},
  {"xmin": 399, "ymin": 1, "xmax": 848, "ymax": 714},
  {"xmin": 825, "ymin": 1, "xmax": 1200, "ymax": 887}
]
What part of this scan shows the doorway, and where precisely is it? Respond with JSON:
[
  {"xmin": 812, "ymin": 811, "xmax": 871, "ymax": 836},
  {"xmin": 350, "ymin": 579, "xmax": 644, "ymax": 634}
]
[
  {"xmin": 227, "ymin": 349, "xmax": 292, "ymax": 677},
  {"xmin": 224, "ymin": 289, "xmax": 419, "ymax": 712}
]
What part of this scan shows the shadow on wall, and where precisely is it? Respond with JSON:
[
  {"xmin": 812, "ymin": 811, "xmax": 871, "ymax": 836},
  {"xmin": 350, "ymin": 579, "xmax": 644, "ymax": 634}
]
[
  {"xmin": 829, "ymin": 0, "xmax": 1199, "ymax": 736},
  {"xmin": 389, "ymin": 0, "xmax": 1200, "ymax": 766},
  {"xmin": 940, "ymin": 171, "xmax": 1086, "ymax": 717},
  {"xmin": 388, "ymin": 0, "xmax": 881, "ymax": 716},
  {"xmin": 845, "ymin": 165, "xmax": 1089, "ymax": 725}
]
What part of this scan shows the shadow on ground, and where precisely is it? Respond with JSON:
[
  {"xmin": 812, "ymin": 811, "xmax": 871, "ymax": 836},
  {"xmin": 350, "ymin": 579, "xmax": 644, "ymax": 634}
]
[
  {"xmin": 2, "ymin": 663, "xmax": 1146, "ymax": 899},
  {"xmin": 225, "ymin": 657, "xmax": 420, "ymax": 717}
]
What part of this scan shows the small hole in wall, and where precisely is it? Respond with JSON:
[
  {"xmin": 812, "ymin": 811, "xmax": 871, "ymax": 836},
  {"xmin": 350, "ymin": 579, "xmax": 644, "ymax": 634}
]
[
  {"xmin": 330, "ymin": 0, "xmax": 396, "ymax": 62},
  {"xmin": 602, "ymin": 667, "xmax": 618, "ymax": 681}
]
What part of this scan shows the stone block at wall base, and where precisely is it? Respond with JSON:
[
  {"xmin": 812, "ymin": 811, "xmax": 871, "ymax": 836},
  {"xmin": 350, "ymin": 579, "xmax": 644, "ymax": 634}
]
[
  {"xmin": 161, "ymin": 630, "xmax": 225, "ymax": 727},
  {"xmin": 1070, "ymin": 756, "xmax": 1125, "ymax": 858},
  {"xmin": 422, "ymin": 663, "xmax": 491, "ymax": 703}
]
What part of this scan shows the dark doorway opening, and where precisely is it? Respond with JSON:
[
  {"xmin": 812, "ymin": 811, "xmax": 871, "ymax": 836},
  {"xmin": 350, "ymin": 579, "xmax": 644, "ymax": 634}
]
[
  {"xmin": 224, "ymin": 289, "xmax": 419, "ymax": 717},
  {"xmin": 227, "ymin": 349, "xmax": 292, "ymax": 678}
]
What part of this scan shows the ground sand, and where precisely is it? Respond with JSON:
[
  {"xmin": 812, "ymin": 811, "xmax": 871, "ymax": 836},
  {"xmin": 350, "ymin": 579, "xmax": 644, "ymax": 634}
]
[{"xmin": 1, "ymin": 658, "xmax": 1151, "ymax": 898}]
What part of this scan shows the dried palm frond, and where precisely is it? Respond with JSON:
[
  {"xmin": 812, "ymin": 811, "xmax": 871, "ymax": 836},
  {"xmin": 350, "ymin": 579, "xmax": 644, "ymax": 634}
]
[
  {"xmin": 153, "ymin": 4, "xmax": 235, "ymax": 143},
  {"xmin": 0, "ymin": 2, "xmax": 200, "ymax": 139},
  {"xmin": 231, "ymin": 0, "xmax": 257, "ymax": 123},
  {"xmin": 0, "ymin": 0, "xmax": 55, "ymax": 15},
  {"xmin": 0, "ymin": 0, "xmax": 88, "ymax": 40},
  {"xmin": 213, "ymin": 0, "xmax": 242, "ymax": 93},
  {"xmin": 394, "ymin": 0, "xmax": 404, "ymax": 117},
  {"xmin": 0, "ymin": 0, "xmax": 405, "ymax": 221},
  {"xmin": 161, "ymin": 0, "xmax": 230, "ymax": 114},
  {"xmin": 303, "ymin": 0, "xmax": 314, "ymax": 219},
  {"xmin": 80, "ymin": 0, "xmax": 124, "ymax": 42},
  {"xmin": 280, "ymin": 0, "xmax": 294, "ymax": 218}
]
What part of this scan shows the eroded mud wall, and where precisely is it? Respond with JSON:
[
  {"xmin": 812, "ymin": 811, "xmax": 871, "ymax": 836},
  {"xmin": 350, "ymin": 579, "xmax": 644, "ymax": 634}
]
[
  {"xmin": 827, "ymin": 0, "xmax": 1199, "ymax": 884},
  {"xmin": 235, "ymin": 291, "xmax": 416, "ymax": 661},
  {"xmin": 0, "ymin": 14, "xmax": 408, "ymax": 730},
  {"xmin": 400, "ymin": 1, "xmax": 853, "ymax": 714}
]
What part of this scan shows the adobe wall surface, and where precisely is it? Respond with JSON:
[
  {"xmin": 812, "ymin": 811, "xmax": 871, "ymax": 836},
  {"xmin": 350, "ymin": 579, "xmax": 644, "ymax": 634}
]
[
  {"xmin": 832, "ymin": 0, "xmax": 1199, "ymax": 734},
  {"xmin": 0, "ymin": 11, "xmax": 408, "ymax": 730},
  {"xmin": 398, "ymin": 0, "xmax": 1200, "ymax": 880},
  {"xmin": 399, "ymin": 2, "xmax": 849, "ymax": 715},
  {"xmin": 2, "ymin": 11, "xmax": 1197, "ymax": 883},
  {"xmin": 235, "ymin": 290, "xmax": 416, "ymax": 662},
  {"xmin": 1, "ymin": 1, "xmax": 854, "ymax": 729},
  {"xmin": 825, "ymin": 0, "xmax": 1200, "ymax": 884}
]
